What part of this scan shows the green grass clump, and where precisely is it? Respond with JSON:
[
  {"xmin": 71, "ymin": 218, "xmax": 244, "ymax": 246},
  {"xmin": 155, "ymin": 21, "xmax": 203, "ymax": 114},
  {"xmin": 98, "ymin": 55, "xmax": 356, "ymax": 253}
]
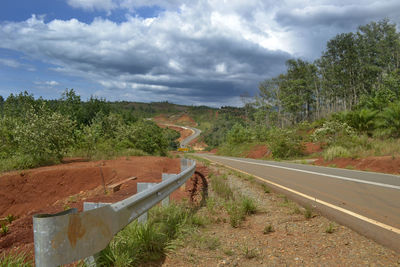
[
  {"xmin": 240, "ymin": 196, "xmax": 257, "ymax": 215},
  {"xmin": 98, "ymin": 202, "xmax": 204, "ymax": 266},
  {"xmin": 304, "ymin": 206, "xmax": 314, "ymax": 219},
  {"xmin": 242, "ymin": 246, "xmax": 259, "ymax": 259},
  {"xmin": 261, "ymin": 184, "xmax": 271, "ymax": 193},
  {"xmin": 263, "ymin": 224, "xmax": 274, "ymax": 234},
  {"xmin": 323, "ymin": 146, "xmax": 350, "ymax": 161},
  {"xmin": 210, "ymin": 174, "xmax": 234, "ymax": 200},
  {"xmin": 225, "ymin": 201, "xmax": 245, "ymax": 228},
  {"xmin": 0, "ymin": 223, "xmax": 9, "ymax": 236},
  {"xmin": 325, "ymin": 223, "xmax": 336, "ymax": 234},
  {"xmin": 0, "ymin": 251, "xmax": 33, "ymax": 267}
]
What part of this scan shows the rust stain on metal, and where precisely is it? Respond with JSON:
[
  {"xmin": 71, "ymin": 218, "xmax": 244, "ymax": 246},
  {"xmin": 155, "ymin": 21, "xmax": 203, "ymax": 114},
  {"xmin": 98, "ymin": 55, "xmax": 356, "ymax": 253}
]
[{"xmin": 68, "ymin": 214, "xmax": 86, "ymax": 248}]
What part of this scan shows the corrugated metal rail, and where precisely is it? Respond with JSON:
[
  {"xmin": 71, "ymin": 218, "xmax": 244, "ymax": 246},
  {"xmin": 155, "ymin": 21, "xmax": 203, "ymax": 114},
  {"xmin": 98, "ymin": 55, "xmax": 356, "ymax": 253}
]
[{"xmin": 33, "ymin": 158, "xmax": 195, "ymax": 266}]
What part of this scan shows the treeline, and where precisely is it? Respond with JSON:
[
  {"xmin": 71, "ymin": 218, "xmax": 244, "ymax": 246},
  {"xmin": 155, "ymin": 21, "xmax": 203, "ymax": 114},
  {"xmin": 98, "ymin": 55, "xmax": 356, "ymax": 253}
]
[
  {"xmin": 213, "ymin": 19, "xmax": 400, "ymax": 159},
  {"xmin": 0, "ymin": 90, "xmax": 180, "ymax": 171},
  {"xmin": 256, "ymin": 19, "xmax": 400, "ymax": 126}
]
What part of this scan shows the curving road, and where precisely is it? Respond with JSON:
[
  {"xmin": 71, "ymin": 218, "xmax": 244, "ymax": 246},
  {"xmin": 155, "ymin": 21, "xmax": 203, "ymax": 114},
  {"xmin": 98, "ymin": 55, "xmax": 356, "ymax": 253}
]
[
  {"xmin": 196, "ymin": 154, "xmax": 400, "ymax": 252},
  {"xmin": 179, "ymin": 126, "xmax": 201, "ymax": 148}
]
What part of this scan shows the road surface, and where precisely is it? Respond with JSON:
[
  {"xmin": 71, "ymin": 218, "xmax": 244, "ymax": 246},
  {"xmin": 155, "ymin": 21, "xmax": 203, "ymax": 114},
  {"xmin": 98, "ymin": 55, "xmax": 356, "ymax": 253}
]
[
  {"xmin": 196, "ymin": 154, "xmax": 400, "ymax": 252},
  {"xmin": 180, "ymin": 126, "xmax": 201, "ymax": 147}
]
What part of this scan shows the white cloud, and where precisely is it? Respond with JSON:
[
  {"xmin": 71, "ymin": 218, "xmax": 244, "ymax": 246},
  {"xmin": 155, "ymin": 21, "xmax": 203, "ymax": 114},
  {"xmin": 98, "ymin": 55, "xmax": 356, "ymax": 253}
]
[
  {"xmin": 0, "ymin": 58, "xmax": 22, "ymax": 68},
  {"xmin": 2, "ymin": 1, "xmax": 400, "ymax": 105},
  {"xmin": 34, "ymin": 80, "xmax": 59, "ymax": 86},
  {"xmin": 67, "ymin": 0, "xmax": 117, "ymax": 12}
]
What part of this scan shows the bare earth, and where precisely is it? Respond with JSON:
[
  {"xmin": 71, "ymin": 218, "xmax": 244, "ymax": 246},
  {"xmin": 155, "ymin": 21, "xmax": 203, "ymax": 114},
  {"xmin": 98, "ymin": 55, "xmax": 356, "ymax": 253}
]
[
  {"xmin": 162, "ymin": 161, "xmax": 400, "ymax": 266},
  {"xmin": 0, "ymin": 156, "xmax": 190, "ymax": 255}
]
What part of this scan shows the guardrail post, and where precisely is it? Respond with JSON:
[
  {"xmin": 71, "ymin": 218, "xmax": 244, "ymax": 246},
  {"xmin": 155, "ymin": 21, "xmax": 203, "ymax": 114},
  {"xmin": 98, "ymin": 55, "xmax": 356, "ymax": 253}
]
[
  {"xmin": 161, "ymin": 174, "xmax": 176, "ymax": 206},
  {"xmin": 83, "ymin": 202, "xmax": 111, "ymax": 267},
  {"xmin": 137, "ymin": 183, "xmax": 157, "ymax": 223},
  {"xmin": 179, "ymin": 158, "xmax": 190, "ymax": 191}
]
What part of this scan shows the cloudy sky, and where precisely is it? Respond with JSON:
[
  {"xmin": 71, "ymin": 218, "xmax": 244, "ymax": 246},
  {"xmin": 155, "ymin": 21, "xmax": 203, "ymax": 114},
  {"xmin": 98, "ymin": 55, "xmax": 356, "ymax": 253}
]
[{"xmin": 1, "ymin": 1, "xmax": 399, "ymax": 106}]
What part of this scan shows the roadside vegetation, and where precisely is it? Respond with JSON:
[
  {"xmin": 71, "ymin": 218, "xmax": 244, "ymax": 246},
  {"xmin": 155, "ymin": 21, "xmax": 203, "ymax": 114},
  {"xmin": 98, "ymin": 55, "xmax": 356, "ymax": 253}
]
[
  {"xmin": 202, "ymin": 19, "xmax": 400, "ymax": 163},
  {"xmin": 0, "ymin": 90, "xmax": 180, "ymax": 172}
]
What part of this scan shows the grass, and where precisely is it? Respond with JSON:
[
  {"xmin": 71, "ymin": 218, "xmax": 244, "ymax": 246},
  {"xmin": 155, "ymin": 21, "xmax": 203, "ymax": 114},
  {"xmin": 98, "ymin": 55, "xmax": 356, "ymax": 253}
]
[
  {"xmin": 0, "ymin": 223, "xmax": 9, "ymax": 236},
  {"xmin": 345, "ymin": 164, "xmax": 354, "ymax": 169},
  {"xmin": 325, "ymin": 223, "xmax": 336, "ymax": 234},
  {"xmin": 0, "ymin": 251, "xmax": 33, "ymax": 267},
  {"xmin": 323, "ymin": 146, "xmax": 351, "ymax": 161},
  {"xmin": 261, "ymin": 184, "xmax": 271, "ymax": 193},
  {"xmin": 241, "ymin": 196, "xmax": 257, "ymax": 215},
  {"xmin": 191, "ymin": 233, "xmax": 221, "ymax": 250},
  {"xmin": 242, "ymin": 246, "xmax": 259, "ymax": 259},
  {"xmin": 210, "ymin": 174, "xmax": 234, "ymax": 200},
  {"xmin": 97, "ymin": 202, "xmax": 206, "ymax": 266},
  {"xmin": 5, "ymin": 214, "xmax": 16, "ymax": 224},
  {"xmin": 263, "ymin": 224, "xmax": 274, "ymax": 234},
  {"xmin": 225, "ymin": 201, "xmax": 245, "ymax": 228},
  {"xmin": 304, "ymin": 206, "xmax": 314, "ymax": 219}
]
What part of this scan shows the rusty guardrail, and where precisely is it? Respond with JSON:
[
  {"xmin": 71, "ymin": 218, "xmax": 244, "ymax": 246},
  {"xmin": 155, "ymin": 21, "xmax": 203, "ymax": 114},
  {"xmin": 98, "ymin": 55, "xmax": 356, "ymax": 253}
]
[{"xmin": 33, "ymin": 158, "xmax": 195, "ymax": 266}]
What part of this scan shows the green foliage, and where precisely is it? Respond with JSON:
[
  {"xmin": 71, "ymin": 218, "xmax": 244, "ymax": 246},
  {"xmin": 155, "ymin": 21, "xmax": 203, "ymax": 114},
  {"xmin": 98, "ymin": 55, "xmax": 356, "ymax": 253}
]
[
  {"xmin": 263, "ymin": 224, "xmax": 274, "ymax": 234},
  {"xmin": 312, "ymin": 120, "xmax": 355, "ymax": 147},
  {"xmin": 225, "ymin": 200, "xmax": 245, "ymax": 228},
  {"xmin": 226, "ymin": 123, "xmax": 252, "ymax": 144},
  {"xmin": 0, "ymin": 91, "xmax": 174, "ymax": 172},
  {"xmin": 323, "ymin": 146, "xmax": 351, "ymax": 161},
  {"xmin": 0, "ymin": 251, "xmax": 33, "ymax": 267},
  {"xmin": 99, "ymin": 202, "xmax": 202, "ymax": 266},
  {"xmin": 325, "ymin": 223, "xmax": 336, "ymax": 234},
  {"xmin": 240, "ymin": 196, "xmax": 257, "ymax": 215},
  {"xmin": 376, "ymin": 101, "xmax": 400, "ymax": 138},
  {"xmin": 210, "ymin": 174, "xmax": 234, "ymax": 200},
  {"xmin": 267, "ymin": 127, "xmax": 304, "ymax": 159},
  {"xmin": 345, "ymin": 109, "xmax": 378, "ymax": 135}
]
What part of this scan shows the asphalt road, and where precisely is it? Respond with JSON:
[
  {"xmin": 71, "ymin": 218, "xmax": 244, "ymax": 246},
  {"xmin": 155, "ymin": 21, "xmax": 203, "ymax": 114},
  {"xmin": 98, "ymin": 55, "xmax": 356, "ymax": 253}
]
[
  {"xmin": 196, "ymin": 154, "xmax": 400, "ymax": 252},
  {"xmin": 180, "ymin": 126, "xmax": 201, "ymax": 147}
]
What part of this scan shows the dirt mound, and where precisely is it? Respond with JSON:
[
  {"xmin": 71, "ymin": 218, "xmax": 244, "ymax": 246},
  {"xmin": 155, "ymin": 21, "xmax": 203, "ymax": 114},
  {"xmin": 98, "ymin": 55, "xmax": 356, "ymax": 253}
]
[
  {"xmin": 189, "ymin": 137, "xmax": 207, "ymax": 151},
  {"xmin": 246, "ymin": 144, "xmax": 270, "ymax": 159},
  {"xmin": 303, "ymin": 142, "xmax": 323, "ymax": 155},
  {"xmin": 176, "ymin": 114, "xmax": 197, "ymax": 126},
  {"xmin": 0, "ymin": 156, "xmax": 208, "ymax": 254},
  {"xmin": 313, "ymin": 156, "xmax": 400, "ymax": 175},
  {"xmin": 153, "ymin": 114, "xmax": 169, "ymax": 122}
]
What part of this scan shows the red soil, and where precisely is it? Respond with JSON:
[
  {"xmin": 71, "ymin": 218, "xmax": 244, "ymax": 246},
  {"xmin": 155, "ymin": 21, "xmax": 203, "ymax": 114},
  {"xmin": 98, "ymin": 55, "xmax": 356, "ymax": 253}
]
[
  {"xmin": 303, "ymin": 142, "xmax": 323, "ymax": 155},
  {"xmin": 153, "ymin": 114, "xmax": 169, "ymax": 122},
  {"xmin": 176, "ymin": 114, "xmax": 197, "ymax": 127},
  {"xmin": 246, "ymin": 144, "xmax": 270, "ymax": 159},
  {"xmin": 314, "ymin": 156, "xmax": 400, "ymax": 175},
  {"xmin": 0, "ymin": 156, "xmax": 204, "ymax": 255}
]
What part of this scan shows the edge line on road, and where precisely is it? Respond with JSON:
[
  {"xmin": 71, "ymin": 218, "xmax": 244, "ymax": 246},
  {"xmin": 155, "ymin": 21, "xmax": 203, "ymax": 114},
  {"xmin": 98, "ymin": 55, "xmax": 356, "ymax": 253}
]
[
  {"xmin": 201, "ymin": 156, "xmax": 400, "ymax": 235},
  {"xmin": 210, "ymin": 156, "xmax": 400, "ymax": 190}
]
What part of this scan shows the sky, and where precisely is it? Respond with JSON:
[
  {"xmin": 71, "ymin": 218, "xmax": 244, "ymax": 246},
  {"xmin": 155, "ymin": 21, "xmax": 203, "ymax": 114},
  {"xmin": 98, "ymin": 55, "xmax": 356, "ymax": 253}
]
[{"xmin": 0, "ymin": 1, "xmax": 400, "ymax": 107}]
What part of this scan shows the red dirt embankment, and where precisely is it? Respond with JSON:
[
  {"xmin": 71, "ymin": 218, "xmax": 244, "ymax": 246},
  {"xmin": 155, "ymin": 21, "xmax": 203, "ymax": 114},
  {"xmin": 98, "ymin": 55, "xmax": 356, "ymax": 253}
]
[
  {"xmin": 0, "ymin": 156, "xmax": 204, "ymax": 254},
  {"xmin": 314, "ymin": 156, "xmax": 400, "ymax": 175},
  {"xmin": 246, "ymin": 144, "xmax": 270, "ymax": 159}
]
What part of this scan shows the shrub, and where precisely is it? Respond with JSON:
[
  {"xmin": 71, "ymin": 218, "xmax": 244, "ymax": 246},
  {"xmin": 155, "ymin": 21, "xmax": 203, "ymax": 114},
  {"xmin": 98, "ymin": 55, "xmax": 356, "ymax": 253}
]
[
  {"xmin": 312, "ymin": 120, "xmax": 355, "ymax": 147},
  {"xmin": 376, "ymin": 101, "xmax": 400, "ymax": 138},
  {"xmin": 323, "ymin": 146, "xmax": 351, "ymax": 161},
  {"xmin": 226, "ymin": 123, "xmax": 252, "ymax": 144},
  {"xmin": 267, "ymin": 127, "xmax": 304, "ymax": 159}
]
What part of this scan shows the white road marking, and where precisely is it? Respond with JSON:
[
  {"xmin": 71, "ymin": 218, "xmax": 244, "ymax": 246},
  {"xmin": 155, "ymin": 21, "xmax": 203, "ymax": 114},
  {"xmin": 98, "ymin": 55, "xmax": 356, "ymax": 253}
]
[
  {"xmin": 208, "ymin": 156, "xmax": 400, "ymax": 190},
  {"xmin": 201, "ymin": 156, "xmax": 400, "ymax": 235}
]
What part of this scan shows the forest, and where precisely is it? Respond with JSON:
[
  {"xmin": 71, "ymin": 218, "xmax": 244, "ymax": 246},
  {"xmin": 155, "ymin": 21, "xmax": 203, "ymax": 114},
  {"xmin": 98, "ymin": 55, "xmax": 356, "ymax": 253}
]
[
  {"xmin": 0, "ymin": 90, "xmax": 181, "ymax": 172},
  {"xmin": 206, "ymin": 19, "xmax": 400, "ymax": 159}
]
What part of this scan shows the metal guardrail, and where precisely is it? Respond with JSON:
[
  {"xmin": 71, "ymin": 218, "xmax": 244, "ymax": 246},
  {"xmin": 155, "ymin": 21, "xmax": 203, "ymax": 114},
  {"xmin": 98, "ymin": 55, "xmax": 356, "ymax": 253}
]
[{"xmin": 33, "ymin": 158, "xmax": 195, "ymax": 266}]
